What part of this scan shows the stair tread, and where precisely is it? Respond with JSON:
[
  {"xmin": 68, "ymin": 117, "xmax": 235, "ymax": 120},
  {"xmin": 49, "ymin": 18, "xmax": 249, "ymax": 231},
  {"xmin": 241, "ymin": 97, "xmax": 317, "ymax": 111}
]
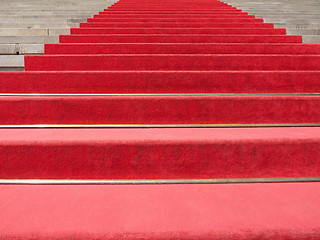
[{"xmin": 1, "ymin": 183, "xmax": 320, "ymax": 239}]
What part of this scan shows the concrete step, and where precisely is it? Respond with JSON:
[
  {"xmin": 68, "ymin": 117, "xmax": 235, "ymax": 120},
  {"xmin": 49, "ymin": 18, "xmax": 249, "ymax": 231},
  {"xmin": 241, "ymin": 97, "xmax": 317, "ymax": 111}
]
[
  {"xmin": 0, "ymin": 0, "xmax": 114, "ymax": 2},
  {"xmin": 254, "ymin": 15, "xmax": 320, "ymax": 19},
  {"xmin": 0, "ymin": 28, "xmax": 69, "ymax": 36},
  {"xmin": 303, "ymin": 35, "xmax": 320, "ymax": 44},
  {"xmin": 0, "ymin": 44, "xmax": 43, "ymax": 54},
  {"xmin": 274, "ymin": 23, "xmax": 320, "ymax": 29},
  {"xmin": 0, "ymin": 15, "xmax": 92, "ymax": 18},
  {"xmin": 0, "ymin": 18, "xmax": 87, "ymax": 24},
  {"xmin": 0, "ymin": 23, "xmax": 79, "ymax": 28},
  {"xmin": 286, "ymin": 28, "xmax": 320, "ymax": 35},
  {"xmin": 0, "ymin": 10, "xmax": 103, "ymax": 14},
  {"xmin": 0, "ymin": 55, "xmax": 24, "ymax": 70},
  {"xmin": 0, "ymin": 36, "xmax": 59, "ymax": 44},
  {"xmin": 264, "ymin": 19, "xmax": 320, "ymax": 25},
  {"xmin": 0, "ymin": 7, "xmax": 112, "ymax": 10},
  {"xmin": 231, "ymin": 3, "xmax": 320, "ymax": 7}
]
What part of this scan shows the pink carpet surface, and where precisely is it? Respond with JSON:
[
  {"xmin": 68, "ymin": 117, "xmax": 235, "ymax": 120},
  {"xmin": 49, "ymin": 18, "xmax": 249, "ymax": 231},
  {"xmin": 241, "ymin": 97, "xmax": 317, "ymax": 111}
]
[{"xmin": 1, "ymin": 183, "xmax": 320, "ymax": 239}]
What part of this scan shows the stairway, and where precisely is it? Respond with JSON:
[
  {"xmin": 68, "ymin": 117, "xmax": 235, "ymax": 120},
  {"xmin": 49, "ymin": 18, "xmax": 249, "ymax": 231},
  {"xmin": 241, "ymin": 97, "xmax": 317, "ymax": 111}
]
[
  {"xmin": 224, "ymin": 0, "xmax": 320, "ymax": 43},
  {"xmin": 0, "ymin": 0, "xmax": 320, "ymax": 239},
  {"xmin": 0, "ymin": 0, "xmax": 117, "ymax": 71}
]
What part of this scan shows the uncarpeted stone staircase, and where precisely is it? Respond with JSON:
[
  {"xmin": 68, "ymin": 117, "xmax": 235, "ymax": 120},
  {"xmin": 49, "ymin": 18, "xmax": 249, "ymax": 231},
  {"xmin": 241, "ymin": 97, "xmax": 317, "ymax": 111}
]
[{"xmin": 0, "ymin": 0, "xmax": 320, "ymax": 239}]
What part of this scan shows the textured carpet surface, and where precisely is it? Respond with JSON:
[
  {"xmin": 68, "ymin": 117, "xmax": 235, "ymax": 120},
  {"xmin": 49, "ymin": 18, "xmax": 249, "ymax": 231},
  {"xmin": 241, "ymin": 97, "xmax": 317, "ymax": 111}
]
[
  {"xmin": 1, "ymin": 0, "xmax": 320, "ymax": 238},
  {"xmin": 0, "ymin": 128, "xmax": 319, "ymax": 179},
  {"xmin": 1, "ymin": 183, "xmax": 320, "ymax": 239},
  {"xmin": 1, "ymin": 71, "xmax": 320, "ymax": 93}
]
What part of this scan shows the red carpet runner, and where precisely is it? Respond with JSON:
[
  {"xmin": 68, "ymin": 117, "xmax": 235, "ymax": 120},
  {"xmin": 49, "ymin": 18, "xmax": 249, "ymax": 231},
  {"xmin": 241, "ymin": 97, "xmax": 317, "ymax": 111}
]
[{"xmin": 0, "ymin": 0, "xmax": 320, "ymax": 238}]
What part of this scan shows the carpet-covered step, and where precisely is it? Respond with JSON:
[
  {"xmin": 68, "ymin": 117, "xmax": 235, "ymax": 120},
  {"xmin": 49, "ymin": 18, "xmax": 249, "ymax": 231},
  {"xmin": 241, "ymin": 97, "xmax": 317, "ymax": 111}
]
[
  {"xmin": 0, "ymin": 128, "xmax": 320, "ymax": 179},
  {"xmin": 94, "ymin": 13, "xmax": 254, "ymax": 18},
  {"xmin": 25, "ymin": 54, "xmax": 318, "ymax": 71},
  {"xmin": 114, "ymin": 2, "xmax": 229, "ymax": 4},
  {"xmin": 109, "ymin": 7, "xmax": 235, "ymax": 9},
  {"xmin": 103, "ymin": 9, "xmax": 244, "ymax": 13},
  {"xmin": 46, "ymin": 42, "xmax": 318, "ymax": 53},
  {"xmin": 80, "ymin": 22, "xmax": 274, "ymax": 28},
  {"xmin": 111, "ymin": 2, "xmax": 230, "ymax": 5},
  {"xmin": 59, "ymin": 35, "xmax": 300, "ymax": 43},
  {"xmin": 46, "ymin": 43, "xmax": 320, "ymax": 55},
  {"xmin": 99, "ymin": 10, "xmax": 246, "ymax": 15},
  {"xmin": 1, "ymin": 71, "xmax": 320, "ymax": 93},
  {"xmin": 112, "ymin": 2, "xmax": 230, "ymax": 5},
  {"xmin": 70, "ymin": 28, "xmax": 286, "ymax": 35},
  {"xmin": 111, "ymin": 4, "xmax": 231, "ymax": 7},
  {"xmin": 87, "ymin": 18, "xmax": 264, "ymax": 23},
  {"xmin": 106, "ymin": 7, "xmax": 238, "ymax": 10},
  {"xmin": 108, "ymin": 5, "xmax": 236, "ymax": 11},
  {"xmin": 2, "ymin": 183, "xmax": 320, "ymax": 239},
  {"xmin": 107, "ymin": 2, "xmax": 233, "ymax": 6},
  {"xmin": 0, "ymin": 95, "xmax": 319, "ymax": 125}
]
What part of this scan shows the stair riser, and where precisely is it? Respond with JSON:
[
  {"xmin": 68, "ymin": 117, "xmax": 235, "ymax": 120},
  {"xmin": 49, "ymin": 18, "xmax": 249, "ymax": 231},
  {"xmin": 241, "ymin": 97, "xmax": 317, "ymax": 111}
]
[
  {"xmin": 70, "ymin": 28, "xmax": 286, "ymax": 35},
  {"xmin": 0, "ymin": 96, "xmax": 319, "ymax": 124},
  {"xmin": 110, "ymin": 3, "xmax": 231, "ymax": 6},
  {"xmin": 25, "ymin": 55, "xmax": 317, "ymax": 71},
  {"xmin": 59, "ymin": 35, "xmax": 300, "ymax": 43},
  {"xmin": 0, "ymin": 129, "xmax": 319, "ymax": 179},
  {"xmin": 46, "ymin": 43, "xmax": 320, "ymax": 55},
  {"xmin": 106, "ymin": 7, "xmax": 238, "ymax": 10},
  {"xmin": 103, "ymin": 10, "xmax": 243, "ymax": 12},
  {"xmin": 80, "ymin": 22, "xmax": 272, "ymax": 28},
  {"xmin": 94, "ymin": 14, "xmax": 253, "ymax": 18},
  {"xmin": 98, "ymin": 11, "xmax": 248, "ymax": 15},
  {"xmin": 1, "ymin": 71, "xmax": 320, "ymax": 93},
  {"xmin": 87, "ymin": 18, "xmax": 264, "ymax": 23}
]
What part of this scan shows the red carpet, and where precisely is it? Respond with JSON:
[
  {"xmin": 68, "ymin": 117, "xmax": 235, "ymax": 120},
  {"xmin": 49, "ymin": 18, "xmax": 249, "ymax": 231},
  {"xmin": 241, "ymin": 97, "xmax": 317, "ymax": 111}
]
[
  {"xmin": 46, "ymin": 43, "xmax": 320, "ymax": 54},
  {"xmin": 1, "ymin": 71, "xmax": 320, "ymax": 93},
  {"xmin": 1, "ymin": 0, "xmax": 320, "ymax": 238},
  {"xmin": 26, "ymin": 54, "xmax": 320, "ymax": 71},
  {"xmin": 80, "ymin": 22, "xmax": 275, "ymax": 28},
  {"xmin": 70, "ymin": 28, "xmax": 286, "ymax": 34},
  {"xmin": 0, "ymin": 95, "xmax": 320, "ymax": 124},
  {"xmin": 1, "ymin": 183, "xmax": 320, "ymax": 239},
  {"xmin": 59, "ymin": 34, "xmax": 300, "ymax": 43},
  {"xmin": 0, "ymin": 128, "xmax": 319, "ymax": 179}
]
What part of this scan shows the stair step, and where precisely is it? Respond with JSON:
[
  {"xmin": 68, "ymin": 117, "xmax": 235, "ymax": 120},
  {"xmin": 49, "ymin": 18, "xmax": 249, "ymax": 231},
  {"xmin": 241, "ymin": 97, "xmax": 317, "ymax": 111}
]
[
  {"xmin": 80, "ymin": 22, "xmax": 274, "ymax": 28},
  {"xmin": 25, "ymin": 54, "xmax": 318, "ymax": 71},
  {"xmin": 0, "ymin": 43, "xmax": 44, "ymax": 54},
  {"xmin": 1, "ymin": 183, "xmax": 319, "ymax": 239},
  {"xmin": 71, "ymin": 28, "xmax": 286, "ymax": 35},
  {"xmin": 0, "ymin": 36, "xmax": 59, "ymax": 44},
  {"xmin": 106, "ymin": 7, "xmax": 238, "ymax": 10},
  {"xmin": 46, "ymin": 43, "xmax": 320, "ymax": 55},
  {"xmin": 95, "ymin": 13, "xmax": 253, "ymax": 18},
  {"xmin": 59, "ymin": 34, "xmax": 300, "ymax": 43},
  {"xmin": 86, "ymin": 17, "xmax": 264, "ymax": 23},
  {"xmin": 0, "ymin": 128, "xmax": 319, "ymax": 179},
  {"xmin": 0, "ymin": 94, "xmax": 319, "ymax": 125},
  {"xmin": 98, "ymin": 11, "xmax": 248, "ymax": 15},
  {"xmin": 1, "ymin": 71, "xmax": 320, "ymax": 93}
]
